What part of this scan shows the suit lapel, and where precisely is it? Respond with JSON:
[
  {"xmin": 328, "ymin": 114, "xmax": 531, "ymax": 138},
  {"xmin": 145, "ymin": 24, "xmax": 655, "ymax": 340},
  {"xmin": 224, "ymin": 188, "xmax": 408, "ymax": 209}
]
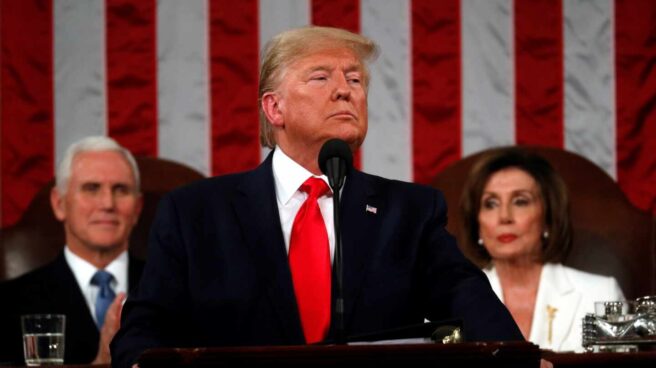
[
  {"xmin": 127, "ymin": 255, "xmax": 145, "ymax": 291},
  {"xmin": 52, "ymin": 255, "xmax": 98, "ymax": 330},
  {"xmin": 338, "ymin": 170, "xmax": 383, "ymax": 332},
  {"xmin": 231, "ymin": 153, "xmax": 304, "ymax": 343},
  {"xmin": 229, "ymin": 158, "xmax": 387, "ymax": 341},
  {"xmin": 50, "ymin": 254, "xmax": 100, "ymax": 359},
  {"xmin": 487, "ymin": 264, "xmax": 582, "ymax": 350},
  {"xmin": 531, "ymin": 264, "xmax": 581, "ymax": 351},
  {"xmin": 483, "ymin": 267, "xmax": 503, "ymax": 301}
]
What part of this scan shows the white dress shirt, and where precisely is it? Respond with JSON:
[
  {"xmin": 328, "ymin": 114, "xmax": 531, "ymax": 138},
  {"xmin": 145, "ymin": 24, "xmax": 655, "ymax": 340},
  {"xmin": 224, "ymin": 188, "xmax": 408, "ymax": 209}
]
[
  {"xmin": 64, "ymin": 246, "xmax": 128, "ymax": 325},
  {"xmin": 272, "ymin": 147, "xmax": 335, "ymax": 263}
]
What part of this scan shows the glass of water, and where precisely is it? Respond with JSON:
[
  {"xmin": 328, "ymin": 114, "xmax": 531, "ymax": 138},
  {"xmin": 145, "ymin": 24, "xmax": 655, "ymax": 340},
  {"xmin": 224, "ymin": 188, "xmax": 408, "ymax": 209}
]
[{"xmin": 21, "ymin": 314, "xmax": 66, "ymax": 366}]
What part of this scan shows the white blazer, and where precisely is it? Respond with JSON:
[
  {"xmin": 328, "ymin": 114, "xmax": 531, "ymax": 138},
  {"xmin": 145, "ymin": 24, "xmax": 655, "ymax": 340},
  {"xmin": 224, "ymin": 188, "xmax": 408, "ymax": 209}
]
[{"xmin": 483, "ymin": 263, "xmax": 624, "ymax": 352}]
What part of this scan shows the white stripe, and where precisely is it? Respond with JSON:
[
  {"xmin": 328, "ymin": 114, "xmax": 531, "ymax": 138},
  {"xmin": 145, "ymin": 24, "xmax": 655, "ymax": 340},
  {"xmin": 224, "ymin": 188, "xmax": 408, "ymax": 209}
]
[
  {"xmin": 157, "ymin": 0, "xmax": 210, "ymax": 176},
  {"xmin": 461, "ymin": 0, "xmax": 514, "ymax": 157},
  {"xmin": 564, "ymin": 0, "xmax": 615, "ymax": 179},
  {"xmin": 54, "ymin": 0, "xmax": 106, "ymax": 164},
  {"xmin": 259, "ymin": 0, "xmax": 310, "ymax": 43},
  {"xmin": 361, "ymin": 0, "xmax": 412, "ymax": 181},
  {"xmin": 259, "ymin": 0, "xmax": 311, "ymax": 162}
]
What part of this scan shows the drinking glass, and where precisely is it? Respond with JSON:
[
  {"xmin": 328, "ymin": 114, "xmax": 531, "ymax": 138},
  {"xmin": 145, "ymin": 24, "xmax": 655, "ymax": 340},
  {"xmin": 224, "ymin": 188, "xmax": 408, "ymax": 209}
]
[{"xmin": 21, "ymin": 314, "xmax": 66, "ymax": 366}]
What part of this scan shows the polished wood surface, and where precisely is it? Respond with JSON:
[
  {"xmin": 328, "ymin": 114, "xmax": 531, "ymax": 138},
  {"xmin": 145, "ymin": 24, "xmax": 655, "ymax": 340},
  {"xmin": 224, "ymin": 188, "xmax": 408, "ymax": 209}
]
[
  {"xmin": 545, "ymin": 351, "xmax": 656, "ymax": 367},
  {"xmin": 137, "ymin": 342, "xmax": 541, "ymax": 367},
  {"xmin": 2, "ymin": 347, "xmax": 656, "ymax": 367}
]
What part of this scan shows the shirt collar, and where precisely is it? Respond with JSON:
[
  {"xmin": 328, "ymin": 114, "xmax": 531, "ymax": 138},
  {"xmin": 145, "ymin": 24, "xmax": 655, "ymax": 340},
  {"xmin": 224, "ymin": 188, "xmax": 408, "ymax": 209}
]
[
  {"xmin": 64, "ymin": 246, "xmax": 128, "ymax": 290},
  {"xmin": 272, "ymin": 147, "xmax": 331, "ymax": 205}
]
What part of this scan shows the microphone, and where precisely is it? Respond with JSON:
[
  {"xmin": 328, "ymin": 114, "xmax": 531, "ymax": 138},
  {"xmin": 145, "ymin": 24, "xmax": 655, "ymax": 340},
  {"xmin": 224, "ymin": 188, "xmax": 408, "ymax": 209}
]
[
  {"xmin": 319, "ymin": 138, "xmax": 352, "ymax": 191},
  {"xmin": 318, "ymin": 139, "xmax": 352, "ymax": 344}
]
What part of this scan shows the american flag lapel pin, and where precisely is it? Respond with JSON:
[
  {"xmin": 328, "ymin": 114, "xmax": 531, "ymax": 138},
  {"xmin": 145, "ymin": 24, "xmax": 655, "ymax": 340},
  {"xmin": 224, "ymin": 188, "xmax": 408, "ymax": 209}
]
[{"xmin": 365, "ymin": 204, "xmax": 377, "ymax": 214}]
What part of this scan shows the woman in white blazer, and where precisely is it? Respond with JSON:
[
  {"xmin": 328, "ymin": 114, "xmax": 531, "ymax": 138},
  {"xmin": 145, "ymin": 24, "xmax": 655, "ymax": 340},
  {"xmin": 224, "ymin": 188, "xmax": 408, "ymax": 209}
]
[
  {"xmin": 459, "ymin": 147, "xmax": 624, "ymax": 352},
  {"xmin": 484, "ymin": 263, "xmax": 623, "ymax": 351}
]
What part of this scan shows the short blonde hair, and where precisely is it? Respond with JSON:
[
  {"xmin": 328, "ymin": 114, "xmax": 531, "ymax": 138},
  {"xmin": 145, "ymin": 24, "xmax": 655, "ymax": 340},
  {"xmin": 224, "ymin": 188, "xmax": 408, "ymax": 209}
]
[{"xmin": 258, "ymin": 26, "xmax": 379, "ymax": 148}]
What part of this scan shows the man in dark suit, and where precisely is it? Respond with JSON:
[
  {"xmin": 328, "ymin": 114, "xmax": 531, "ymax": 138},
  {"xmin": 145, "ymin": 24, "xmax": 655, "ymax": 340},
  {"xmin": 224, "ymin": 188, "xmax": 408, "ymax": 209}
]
[
  {"xmin": 111, "ymin": 26, "xmax": 523, "ymax": 367},
  {"xmin": 0, "ymin": 136, "xmax": 144, "ymax": 365}
]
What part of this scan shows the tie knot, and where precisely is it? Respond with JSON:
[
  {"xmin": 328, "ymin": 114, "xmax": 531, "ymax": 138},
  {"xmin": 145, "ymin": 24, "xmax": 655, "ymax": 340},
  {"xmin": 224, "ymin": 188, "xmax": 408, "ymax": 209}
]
[
  {"xmin": 91, "ymin": 270, "xmax": 114, "ymax": 287},
  {"xmin": 300, "ymin": 177, "xmax": 330, "ymax": 199}
]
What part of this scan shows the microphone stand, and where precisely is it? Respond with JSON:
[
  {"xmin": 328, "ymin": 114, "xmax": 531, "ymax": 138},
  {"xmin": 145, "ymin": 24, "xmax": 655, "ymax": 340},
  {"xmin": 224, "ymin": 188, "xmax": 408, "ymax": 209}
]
[
  {"xmin": 325, "ymin": 157, "xmax": 346, "ymax": 345},
  {"xmin": 332, "ymin": 183, "xmax": 345, "ymax": 344},
  {"xmin": 319, "ymin": 139, "xmax": 352, "ymax": 345}
]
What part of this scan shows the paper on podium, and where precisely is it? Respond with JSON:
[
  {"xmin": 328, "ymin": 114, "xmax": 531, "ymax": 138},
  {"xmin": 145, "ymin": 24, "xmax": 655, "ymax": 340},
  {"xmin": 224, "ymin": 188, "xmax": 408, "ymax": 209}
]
[
  {"xmin": 348, "ymin": 337, "xmax": 433, "ymax": 345},
  {"xmin": 328, "ymin": 319, "xmax": 463, "ymax": 345}
]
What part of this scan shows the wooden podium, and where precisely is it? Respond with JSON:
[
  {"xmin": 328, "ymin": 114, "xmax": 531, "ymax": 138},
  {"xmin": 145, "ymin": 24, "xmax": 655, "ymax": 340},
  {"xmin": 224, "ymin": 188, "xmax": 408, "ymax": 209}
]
[{"xmin": 137, "ymin": 342, "xmax": 541, "ymax": 367}]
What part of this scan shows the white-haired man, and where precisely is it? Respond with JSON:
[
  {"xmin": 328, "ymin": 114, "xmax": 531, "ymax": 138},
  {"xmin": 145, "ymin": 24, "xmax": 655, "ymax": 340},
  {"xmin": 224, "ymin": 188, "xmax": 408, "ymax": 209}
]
[{"xmin": 0, "ymin": 136, "xmax": 144, "ymax": 365}]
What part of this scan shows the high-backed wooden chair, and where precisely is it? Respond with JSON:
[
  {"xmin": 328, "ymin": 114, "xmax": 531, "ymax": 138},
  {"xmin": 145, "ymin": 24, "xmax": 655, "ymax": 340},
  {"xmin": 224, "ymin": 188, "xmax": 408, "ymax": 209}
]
[
  {"xmin": 0, "ymin": 156, "xmax": 205, "ymax": 281},
  {"xmin": 432, "ymin": 146, "xmax": 655, "ymax": 300}
]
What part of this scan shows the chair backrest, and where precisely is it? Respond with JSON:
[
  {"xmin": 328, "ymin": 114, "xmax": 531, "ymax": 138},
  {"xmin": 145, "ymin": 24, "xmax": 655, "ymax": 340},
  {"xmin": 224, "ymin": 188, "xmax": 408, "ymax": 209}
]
[
  {"xmin": 432, "ymin": 146, "xmax": 655, "ymax": 299},
  {"xmin": 0, "ymin": 156, "xmax": 205, "ymax": 281}
]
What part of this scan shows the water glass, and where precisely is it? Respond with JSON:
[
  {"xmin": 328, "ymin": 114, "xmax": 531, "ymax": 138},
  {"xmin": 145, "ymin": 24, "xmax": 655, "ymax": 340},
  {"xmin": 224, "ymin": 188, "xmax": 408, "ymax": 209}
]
[{"xmin": 21, "ymin": 314, "xmax": 66, "ymax": 366}]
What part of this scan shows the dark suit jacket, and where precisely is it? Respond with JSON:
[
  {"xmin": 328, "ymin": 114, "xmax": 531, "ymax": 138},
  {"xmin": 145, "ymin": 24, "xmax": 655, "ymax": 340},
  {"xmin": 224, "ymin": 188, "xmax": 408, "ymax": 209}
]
[
  {"xmin": 111, "ymin": 152, "xmax": 523, "ymax": 367},
  {"xmin": 0, "ymin": 252, "xmax": 144, "ymax": 365}
]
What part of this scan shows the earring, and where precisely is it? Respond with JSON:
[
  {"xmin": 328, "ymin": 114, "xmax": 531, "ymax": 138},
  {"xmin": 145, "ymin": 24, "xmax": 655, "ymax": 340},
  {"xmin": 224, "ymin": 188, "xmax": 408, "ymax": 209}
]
[
  {"xmin": 543, "ymin": 231, "xmax": 549, "ymax": 239},
  {"xmin": 477, "ymin": 238, "xmax": 484, "ymax": 246}
]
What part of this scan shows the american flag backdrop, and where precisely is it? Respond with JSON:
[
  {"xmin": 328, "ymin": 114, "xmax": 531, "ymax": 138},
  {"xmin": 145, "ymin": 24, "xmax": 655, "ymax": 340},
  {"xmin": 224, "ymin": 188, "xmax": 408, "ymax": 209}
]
[{"xmin": 1, "ymin": 0, "xmax": 655, "ymax": 228}]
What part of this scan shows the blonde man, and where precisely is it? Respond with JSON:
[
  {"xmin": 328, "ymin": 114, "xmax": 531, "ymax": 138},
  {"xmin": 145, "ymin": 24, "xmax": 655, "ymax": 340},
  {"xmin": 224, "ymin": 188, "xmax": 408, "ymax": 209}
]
[{"xmin": 112, "ymin": 27, "xmax": 522, "ymax": 367}]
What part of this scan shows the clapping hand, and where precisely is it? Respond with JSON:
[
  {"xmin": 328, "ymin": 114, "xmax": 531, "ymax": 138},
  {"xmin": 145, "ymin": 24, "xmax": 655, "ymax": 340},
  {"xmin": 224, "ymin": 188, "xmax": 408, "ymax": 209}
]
[{"xmin": 92, "ymin": 292, "xmax": 126, "ymax": 364}]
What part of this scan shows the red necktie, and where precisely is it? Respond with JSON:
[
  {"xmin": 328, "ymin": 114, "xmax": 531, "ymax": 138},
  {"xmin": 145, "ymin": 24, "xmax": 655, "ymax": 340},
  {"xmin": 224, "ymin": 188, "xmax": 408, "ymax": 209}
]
[{"xmin": 289, "ymin": 177, "xmax": 331, "ymax": 343}]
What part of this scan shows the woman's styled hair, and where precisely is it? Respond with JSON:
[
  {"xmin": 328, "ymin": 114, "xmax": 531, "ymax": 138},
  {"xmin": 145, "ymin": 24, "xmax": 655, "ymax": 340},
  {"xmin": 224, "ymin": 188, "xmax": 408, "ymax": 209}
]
[
  {"xmin": 258, "ymin": 26, "xmax": 378, "ymax": 148},
  {"xmin": 459, "ymin": 146, "xmax": 572, "ymax": 267}
]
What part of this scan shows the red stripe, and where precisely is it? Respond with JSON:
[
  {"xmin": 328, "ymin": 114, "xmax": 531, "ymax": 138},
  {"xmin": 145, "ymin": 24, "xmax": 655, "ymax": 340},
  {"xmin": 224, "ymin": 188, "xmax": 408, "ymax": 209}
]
[
  {"xmin": 615, "ymin": 0, "xmax": 656, "ymax": 214},
  {"xmin": 209, "ymin": 0, "xmax": 260, "ymax": 176},
  {"xmin": 311, "ymin": 0, "xmax": 363, "ymax": 170},
  {"xmin": 0, "ymin": 0, "xmax": 54, "ymax": 227},
  {"xmin": 514, "ymin": 0, "xmax": 563, "ymax": 147},
  {"xmin": 311, "ymin": 0, "xmax": 360, "ymax": 33},
  {"xmin": 105, "ymin": 0, "xmax": 158, "ymax": 156},
  {"xmin": 411, "ymin": 0, "xmax": 461, "ymax": 184}
]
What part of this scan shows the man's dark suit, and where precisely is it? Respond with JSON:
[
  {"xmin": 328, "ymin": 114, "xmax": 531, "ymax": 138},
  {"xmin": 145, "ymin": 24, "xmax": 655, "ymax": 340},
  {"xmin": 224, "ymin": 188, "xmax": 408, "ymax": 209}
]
[
  {"xmin": 0, "ymin": 252, "xmax": 144, "ymax": 365},
  {"xmin": 111, "ymin": 152, "xmax": 522, "ymax": 367}
]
